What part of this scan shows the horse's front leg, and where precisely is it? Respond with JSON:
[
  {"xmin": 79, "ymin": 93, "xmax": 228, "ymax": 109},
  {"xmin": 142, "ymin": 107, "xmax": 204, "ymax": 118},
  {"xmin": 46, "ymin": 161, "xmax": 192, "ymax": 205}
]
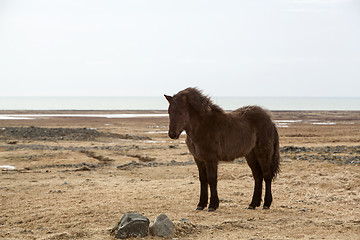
[
  {"xmin": 195, "ymin": 159, "xmax": 208, "ymax": 210},
  {"xmin": 206, "ymin": 160, "xmax": 219, "ymax": 212}
]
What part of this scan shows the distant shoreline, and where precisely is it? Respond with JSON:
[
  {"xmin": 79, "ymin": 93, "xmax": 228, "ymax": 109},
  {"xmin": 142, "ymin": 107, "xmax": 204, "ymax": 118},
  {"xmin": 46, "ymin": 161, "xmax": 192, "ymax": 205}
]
[
  {"xmin": 1, "ymin": 109, "xmax": 360, "ymax": 114},
  {"xmin": 1, "ymin": 96, "xmax": 360, "ymax": 111},
  {"xmin": 0, "ymin": 110, "xmax": 168, "ymax": 115},
  {"xmin": 1, "ymin": 110, "xmax": 360, "ymax": 121}
]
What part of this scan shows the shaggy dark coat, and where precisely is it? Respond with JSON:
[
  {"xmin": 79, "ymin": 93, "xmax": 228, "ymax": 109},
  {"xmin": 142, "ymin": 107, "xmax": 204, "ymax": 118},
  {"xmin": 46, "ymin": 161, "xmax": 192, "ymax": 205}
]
[{"xmin": 165, "ymin": 87, "xmax": 280, "ymax": 211}]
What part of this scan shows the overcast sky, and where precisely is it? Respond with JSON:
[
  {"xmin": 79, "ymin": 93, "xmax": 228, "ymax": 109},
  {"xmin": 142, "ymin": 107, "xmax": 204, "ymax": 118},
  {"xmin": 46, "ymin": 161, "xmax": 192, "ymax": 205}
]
[{"xmin": 0, "ymin": 0, "xmax": 359, "ymax": 97}]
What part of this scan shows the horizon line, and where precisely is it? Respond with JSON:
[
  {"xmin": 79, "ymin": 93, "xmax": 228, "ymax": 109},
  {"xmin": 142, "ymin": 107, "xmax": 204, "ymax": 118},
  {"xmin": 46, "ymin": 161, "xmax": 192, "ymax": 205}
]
[{"xmin": 1, "ymin": 95, "xmax": 360, "ymax": 98}]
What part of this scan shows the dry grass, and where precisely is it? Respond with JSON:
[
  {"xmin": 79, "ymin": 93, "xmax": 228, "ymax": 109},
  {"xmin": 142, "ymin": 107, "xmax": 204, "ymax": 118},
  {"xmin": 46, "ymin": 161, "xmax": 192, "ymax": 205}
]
[{"xmin": 0, "ymin": 110, "xmax": 359, "ymax": 239}]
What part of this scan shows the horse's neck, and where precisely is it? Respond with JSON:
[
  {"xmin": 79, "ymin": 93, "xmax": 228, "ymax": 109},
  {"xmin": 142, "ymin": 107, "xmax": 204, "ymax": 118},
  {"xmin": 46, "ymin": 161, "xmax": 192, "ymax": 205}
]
[{"xmin": 185, "ymin": 111, "xmax": 214, "ymax": 138}]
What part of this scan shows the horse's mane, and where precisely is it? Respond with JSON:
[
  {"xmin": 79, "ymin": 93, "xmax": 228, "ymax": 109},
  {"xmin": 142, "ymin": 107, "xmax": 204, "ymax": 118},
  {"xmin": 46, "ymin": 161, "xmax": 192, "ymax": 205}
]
[{"xmin": 176, "ymin": 87, "xmax": 225, "ymax": 115}]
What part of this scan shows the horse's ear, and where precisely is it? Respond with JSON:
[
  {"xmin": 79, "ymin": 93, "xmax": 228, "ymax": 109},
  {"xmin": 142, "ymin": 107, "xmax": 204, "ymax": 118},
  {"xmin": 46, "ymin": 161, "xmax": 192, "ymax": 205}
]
[{"xmin": 164, "ymin": 95, "xmax": 173, "ymax": 103}]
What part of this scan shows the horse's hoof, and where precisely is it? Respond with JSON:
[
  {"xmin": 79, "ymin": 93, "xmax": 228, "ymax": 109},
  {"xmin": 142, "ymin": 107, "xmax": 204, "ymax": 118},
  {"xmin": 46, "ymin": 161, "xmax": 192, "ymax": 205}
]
[
  {"xmin": 263, "ymin": 206, "xmax": 270, "ymax": 210},
  {"xmin": 207, "ymin": 207, "xmax": 216, "ymax": 212},
  {"xmin": 196, "ymin": 206, "xmax": 204, "ymax": 211},
  {"xmin": 247, "ymin": 206, "xmax": 256, "ymax": 210}
]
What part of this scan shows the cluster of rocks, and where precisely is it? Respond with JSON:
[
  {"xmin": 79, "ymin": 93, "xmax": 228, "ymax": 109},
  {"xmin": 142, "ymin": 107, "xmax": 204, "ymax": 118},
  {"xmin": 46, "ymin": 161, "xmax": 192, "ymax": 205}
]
[
  {"xmin": 281, "ymin": 146, "xmax": 312, "ymax": 153},
  {"xmin": 281, "ymin": 145, "xmax": 360, "ymax": 154},
  {"xmin": 0, "ymin": 127, "xmax": 151, "ymax": 141},
  {"xmin": 288, "ymin": 154, "xmax": 360, "ymax": 165},
  {"xmin": 281, "ymin": 145, "xmax": 360, "ymax": 165},
  {"xmin": 111, "ymin": 213, "xmax": 175, "ymax": 239}
]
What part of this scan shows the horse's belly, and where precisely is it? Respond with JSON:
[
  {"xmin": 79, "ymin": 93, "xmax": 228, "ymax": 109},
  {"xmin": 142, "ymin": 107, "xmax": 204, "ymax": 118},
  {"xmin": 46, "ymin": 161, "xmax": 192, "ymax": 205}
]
[
  {"xmin": 220, "ymin": 133, "xmax": 256, "ymax": 161},
  {"xmin": 186, "ymin": 133, "xmax": 256, "ymax": 162},
  {"xmin": 220, "ymin": 148, "xmax": 247, "ymax": 162}
]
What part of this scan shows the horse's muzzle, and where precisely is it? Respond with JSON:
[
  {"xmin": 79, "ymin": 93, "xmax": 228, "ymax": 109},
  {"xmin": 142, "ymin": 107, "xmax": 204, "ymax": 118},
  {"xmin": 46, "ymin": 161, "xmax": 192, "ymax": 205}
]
[{"xmin": 168, "ymin": 131, "xmax": 180, "ymax": 139}]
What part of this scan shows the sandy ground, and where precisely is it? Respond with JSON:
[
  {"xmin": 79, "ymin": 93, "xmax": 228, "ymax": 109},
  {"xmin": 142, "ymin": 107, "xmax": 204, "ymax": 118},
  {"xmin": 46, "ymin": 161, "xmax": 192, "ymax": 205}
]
[{"xmin": 0, "ymin": 110, "xmax": 359, "ymax": 240}]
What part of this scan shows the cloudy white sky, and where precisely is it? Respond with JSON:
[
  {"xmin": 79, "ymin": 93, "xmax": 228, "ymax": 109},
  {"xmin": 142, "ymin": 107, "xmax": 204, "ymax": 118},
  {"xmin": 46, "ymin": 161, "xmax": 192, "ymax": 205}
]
[{"xmin": 0, "ymin": 0, "xmax": 359, "ymax": 97}]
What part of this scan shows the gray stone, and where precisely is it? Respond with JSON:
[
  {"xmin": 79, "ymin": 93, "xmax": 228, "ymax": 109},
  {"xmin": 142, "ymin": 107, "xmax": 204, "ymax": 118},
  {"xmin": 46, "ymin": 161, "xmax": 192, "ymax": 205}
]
[
  {"xmin": 180, "ymin": 218, "xmax": 191, "ymax": 223},
  {"xmin": 112, "ymin": 213, "xmax": 150, "ymax": 239},
  {"xmin": 149, "ymin": 213, "xmax": 174, "ymax": 238}
]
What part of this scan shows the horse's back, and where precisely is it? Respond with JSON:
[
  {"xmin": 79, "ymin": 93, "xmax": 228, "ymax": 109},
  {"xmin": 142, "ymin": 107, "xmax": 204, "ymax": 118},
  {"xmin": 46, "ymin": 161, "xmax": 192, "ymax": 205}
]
[
  {"xmin": 232, "ymin": 105, "xmax": 277, "ymax": 148},
  {"xmin": 232, "ymin": 106, "xmax": 274, "ymax": 131},
  {"xmin": 232, "ymin": 106, "xmax": 272, "ymax": 123}
]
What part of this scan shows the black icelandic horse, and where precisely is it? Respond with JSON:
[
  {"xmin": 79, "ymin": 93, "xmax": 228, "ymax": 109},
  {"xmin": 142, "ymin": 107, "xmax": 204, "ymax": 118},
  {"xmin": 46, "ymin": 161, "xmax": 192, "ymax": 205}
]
[{"xmin": 165, "ymin": 88, "xmax": 280, "ymax": 212}]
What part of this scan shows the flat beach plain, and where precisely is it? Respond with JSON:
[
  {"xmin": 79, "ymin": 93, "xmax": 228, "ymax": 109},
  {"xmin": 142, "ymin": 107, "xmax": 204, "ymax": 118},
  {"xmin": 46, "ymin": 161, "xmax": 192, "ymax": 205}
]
[{"xmin": 1, "ymin": 110, "xmax": 359, "ymax": 240}]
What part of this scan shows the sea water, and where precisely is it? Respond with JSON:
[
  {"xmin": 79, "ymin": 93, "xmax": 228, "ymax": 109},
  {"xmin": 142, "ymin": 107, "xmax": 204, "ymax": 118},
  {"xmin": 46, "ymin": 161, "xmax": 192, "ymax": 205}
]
[{"xmin": 0, "ymin": 96, "xmax": 359, "ymax": 111}]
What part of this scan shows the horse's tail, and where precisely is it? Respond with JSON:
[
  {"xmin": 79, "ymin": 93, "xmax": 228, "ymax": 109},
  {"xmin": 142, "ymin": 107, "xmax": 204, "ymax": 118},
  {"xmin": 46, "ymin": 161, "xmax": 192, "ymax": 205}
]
[{"xmin": 271, "ymin": 125, "xmax": 281, "ymax": 180}]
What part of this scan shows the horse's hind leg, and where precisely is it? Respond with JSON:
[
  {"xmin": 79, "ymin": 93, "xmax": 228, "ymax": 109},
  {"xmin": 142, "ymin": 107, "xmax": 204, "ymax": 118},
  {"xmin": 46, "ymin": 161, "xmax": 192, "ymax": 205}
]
[
  {"xmin": 263, "ymin": 177, "xmax": 272, "ymax": 209},
  {"xmin": 256, "ymin": 146, "xmax": 274, "ymax": 209},
  {"xmin": 195, "ymin": 159, "xmax": 208, "ymax": 210},
  {"xmin": 206, "ymin": 160, "xmax": 219, "ymax": 212},
  {"xmin": 245, "ymin": 151, "xmax": 263, "ymax": 209}
]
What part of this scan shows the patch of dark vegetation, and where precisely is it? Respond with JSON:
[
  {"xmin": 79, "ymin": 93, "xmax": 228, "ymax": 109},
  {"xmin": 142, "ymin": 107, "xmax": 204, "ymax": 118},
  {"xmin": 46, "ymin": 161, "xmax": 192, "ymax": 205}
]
[
  {"xmin": 117, "ymin": 160, "xmax": 195, "ymax": 170},
  {"xmin": 2, "ymin": 144, "xmax": 129, "ymax": 152},
  {"xmin": 23, "ymin": 162, "xmax": 101, "ymax": 171},
  {"xmin": 127, "ymin": 154, "xmax": 156, "ymax": 162},
  {"xmin": 80, "ymin": 150, "xmax": 114, "ymax": 163},
  {"xmin": 285, "ymin": 134, "xmax": 318, "ymax": 137},
  {"xmin": 0, "ymin": 127, "xmax": 151, "ymax": 141}
]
